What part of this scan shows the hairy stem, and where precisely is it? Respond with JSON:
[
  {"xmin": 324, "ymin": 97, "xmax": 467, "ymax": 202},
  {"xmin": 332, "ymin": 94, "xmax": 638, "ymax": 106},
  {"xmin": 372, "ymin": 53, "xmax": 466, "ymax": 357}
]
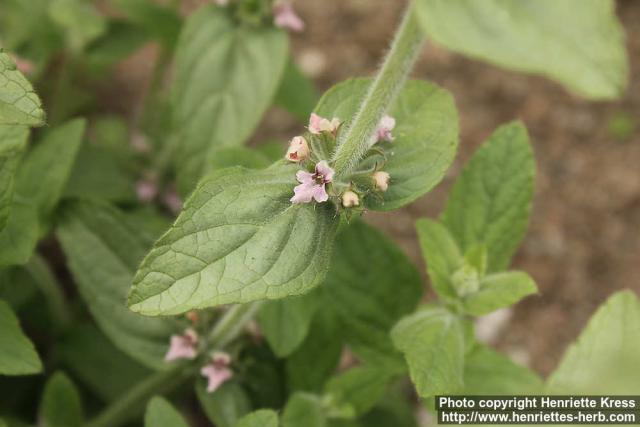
[
  {"xmin": 331, "ymin": 7, "xmax": 425, "ymax": 178},
  {"xmin": 85, "ymin": 302, "xmax": 259, "ymax": 427}
]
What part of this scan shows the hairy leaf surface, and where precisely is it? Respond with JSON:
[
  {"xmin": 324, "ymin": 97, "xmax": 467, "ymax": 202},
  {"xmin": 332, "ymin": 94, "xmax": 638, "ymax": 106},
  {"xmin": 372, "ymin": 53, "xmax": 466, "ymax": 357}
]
[
  {"xmin": 414, "ymin": 0, "xmax": 628, "ymax": 99},
  {"xmin": 546, "ymin": 291, "xmax": 640, "ymax": 393},
  {"xmin": 0, "ymin": 51, "xmax": 45, "ymax": 126},
  {"xmin": 462, "ymin": 271, "xmax": 537, "ymax": 316},
  {"xmin": 129, "ymin": 165, "xmax": 339, "ymax": 316},
  {"xmin": 315, "ymin": 78, "xmax": 458, "ymax": 210},
  {"xmin": 0, "ymin": 125, "xmax": 28, "ymax": 232}
]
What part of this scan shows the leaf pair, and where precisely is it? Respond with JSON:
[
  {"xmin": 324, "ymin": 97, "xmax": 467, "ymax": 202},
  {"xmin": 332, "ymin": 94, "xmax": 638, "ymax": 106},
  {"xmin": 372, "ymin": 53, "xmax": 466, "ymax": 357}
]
[
  {"xmin": 392, "ymin": 122, "xmax": 538, "ymax": 398},
  {"xmin": 418, "ymin": 122, "xmax": 538, "ymax": 315},
  {"xmin": 129, "ymin": 78, "xmax": 458, "ymax": 316}
]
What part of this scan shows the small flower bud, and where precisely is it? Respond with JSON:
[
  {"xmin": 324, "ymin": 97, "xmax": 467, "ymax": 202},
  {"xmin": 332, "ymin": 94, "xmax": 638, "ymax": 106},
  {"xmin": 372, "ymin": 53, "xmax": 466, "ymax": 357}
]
[
  {"xmin": 273, "ymin": 1, "xmax": 305, "ymax": 32},
  {"xmin": 376, "ymin": 115, "xmax": 396, "ymax": 142},
  {"xmin": 341, "ymin": 190, "xmax": 360, "ymax": 208},
  {"xmin": 373, "ymin": 171, "xmax": 390, "ymax": 192},
  {"xmin": 285, "ymin": 136, "xmax": 310, "ymax": 162},
  {"xmin": 309, "ymin": 113, "xmax": 340, "ymax": 135}
]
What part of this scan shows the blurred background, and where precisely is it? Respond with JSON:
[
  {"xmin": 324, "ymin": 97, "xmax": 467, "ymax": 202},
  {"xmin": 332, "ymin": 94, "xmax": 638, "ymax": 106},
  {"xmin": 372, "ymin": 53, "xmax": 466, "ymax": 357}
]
[{"xmin": 100, "ymin": 0, "xmax": 638, "ymax": 376}]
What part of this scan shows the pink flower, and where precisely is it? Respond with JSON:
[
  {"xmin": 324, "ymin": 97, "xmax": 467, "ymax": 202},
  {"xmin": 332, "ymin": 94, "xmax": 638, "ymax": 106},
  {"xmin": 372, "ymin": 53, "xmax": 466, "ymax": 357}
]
[
  {"xmin": 201, "ymin": 352, "xmax": 233, "ymax": 393},
  {"xmin": 273, "ymin": 2, "xmax": 305, "ymax": 32},
  {"xmin": 162, "ymin": 187, "xmax": 183, "ymax": 215},
  {"xmin": 376, "ymin": 115, "xmax": 396, "ymax": 142},
  {"xmin": 373, "ymin": 171, "xmax": 390, "ymax": 192},
  {"xmin": 11, "ymin": 55, "xmax": 34, "ymax": 75},
  {"xmin": 285, "ymin": 136, "xmax": 310, "ymax": 162},
  {"xmin": 164, "ymin": 329, "xmax": 198, "ymax": 362},
  {"xmin": 308, "ymin": 113, "xmax": 340, "ymax": 135},
  {"xmin": 136, "ymin": 180, "xmax": 157, "ymax": 202},
  {"xmin": 291, "ymin": 161, "xmax": 334, "ymax": 204}
]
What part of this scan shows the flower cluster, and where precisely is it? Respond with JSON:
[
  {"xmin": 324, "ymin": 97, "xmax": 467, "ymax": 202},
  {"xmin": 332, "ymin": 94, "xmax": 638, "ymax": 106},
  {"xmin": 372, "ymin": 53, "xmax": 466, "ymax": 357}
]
[
  {"xmin": 164, "ymin": 321, "xmax": 233, "ymax": 394},
  {"xmin": 285, "ymin": 113, "xmax": 395, "ymax": 212}
]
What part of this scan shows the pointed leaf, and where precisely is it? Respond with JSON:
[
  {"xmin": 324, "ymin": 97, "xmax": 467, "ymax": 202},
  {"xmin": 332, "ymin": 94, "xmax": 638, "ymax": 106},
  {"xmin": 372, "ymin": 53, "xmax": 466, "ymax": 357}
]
[
  {"xmin": 0, "ymin": 51, "xmax": 45, "ymax": 126},
  {"xmin": 0, "ymin": 125, "xmax": 28, "ymax": 232},
  {"xmin": 39, "ymin": 372, "xmax": 84, "ymax": 427},
  {"xmin": 16, "ymin": 118, "xmax": 86, "ymax": 219},
  {"xmin": 547, "ymin": 291, "xmax": 640, "ymax": 393},
  {"xmin": 315, "ymin": 78, "xmax": 458, "ymax": 210},
  {"xmin": 0, "ymin": 199, "xmax": 39, "ymax": 269},
  {"xmin": 145, "ymin": 397, "xmax": 188, "ymax": 427},
  {"xmin": 414, "ymin": 0, "xmax": 628, "ymax": 99},
  {"xmin": 391, "ymin": 307, "xmax": 465, "ymax": 397},
  {"xmin": 415, "ymin": 218, "xmax": 462, "ymax": 301},
  {"xmin": 172, "ymin": 5, "xmax": 288, "ymax": 193},
  {"xmin": 0, "ymin": 299, "xmax": 42, "ymax": 375},
  {"xmin": 57, "ymin": 200, "xmax": 179, "ymax": 370},
  {"xmin": 235, "ymin": 410, "xmax": 278, "ymax": 427},
  {"xmin": 442, "ymin": 122, "xmax": 534, "ymax": 273},
  {"xmin": 462, "ymin": 271, "xmax": 537, "ymax": 316},
  {"xmin": 128, "ymin": 165, "xmax": 339, "ymax": 316}
]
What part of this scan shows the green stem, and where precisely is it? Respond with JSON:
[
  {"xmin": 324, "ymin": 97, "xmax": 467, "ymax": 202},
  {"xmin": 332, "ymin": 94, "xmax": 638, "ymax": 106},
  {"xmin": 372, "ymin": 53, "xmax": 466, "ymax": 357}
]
[
  {"xmin": 331, "ymin": 7, "xmax": 425, "ymax": 179},
  {"xmin": 84, "ymin": 302, "xmax": 261, "ymax": 427},
  {"xmin": 207, "ymin": 302, "xmax": 263, "ymax": 349}
]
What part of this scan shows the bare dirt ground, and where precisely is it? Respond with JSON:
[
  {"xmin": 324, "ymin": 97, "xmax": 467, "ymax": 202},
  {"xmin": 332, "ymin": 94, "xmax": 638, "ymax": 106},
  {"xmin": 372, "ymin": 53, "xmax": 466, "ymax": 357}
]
[
  {"xmin": 284, "ymin": 0, "xmax": 640, "ymax": 375},
  {"xmin": 121, "ymin": 0, "xmax": 639, "ymax": 376}
]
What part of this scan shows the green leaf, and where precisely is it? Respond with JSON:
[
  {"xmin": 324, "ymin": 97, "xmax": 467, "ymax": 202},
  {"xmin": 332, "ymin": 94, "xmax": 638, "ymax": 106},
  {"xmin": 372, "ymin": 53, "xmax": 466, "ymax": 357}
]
[
  {"xmin": 324, "ymin": 221, "xmax": 422, "ymax": 370},
  {"xmin": 286, "ymin": 309, "xmax": 343, "ymax": 393},
  {"xmin": 315, "ymin": 78, "xmax": 458, "ymax": 210},
  {"xmin": 145, "ymin": 397, "xmax": 188, "ymax": 427},
  {"xmin": 282, "ymin": 393, "xmax": 326, "ymax": 427},
  {"xmin": 546, "ymin": 290, "xmax": 640, "ymax": 393},
  {"xmin": 85, "ymin": 21, "xmax": 150, "ymax": 72},
  {"xmin": 462, "ymin": 271, "xmax": 537, "ymax": 316},
  {"xmin": 16, "ymin": 118, "xmax": 86, "ymax": 219},
  {"xmin": 108, "ymin": 0, "xmax": 182, "ymax": 49},
  {"xmin": 258, "ymin": 291, "xmax": 319, "ymax": 358},
  {"xmin": 413, "ymin": 0, "xmax": 628, "ymax": 99},
  {"xmin": 0, "ymin": 51, "xmax": 45, "ymax": 126},
  {"xmin": 48, "ymin": 0, "xmax": 107, "ymax": 51},
  {"xmin": 0, "ymin": 199, "xmax": 39, "ymax": 269},
  {"xmin": 172, "ymin": 5, "xmax": 288, "ymax": 193},
  {"xmin": 275, "ymin": 58, "xmax": 318, "ymax": 121},
  {"xmin": 196, "ymin": 381, "xmax": 251, "ymax": 427},
  {"xmin": 442, "ymin": 122, "xmax": 534, "ymax": 273},
  {"xmin": 324, "ymin": 366, "xmax": 393, "ymax": 417},
  {"xmin": 0, "ymin": 299, "xmax": 42, "ymax": 375},
  {"xmin": 415, "ymin": 218, "xmax": 462, "ymax": 301},
  {"xmin": 57, "ymin": 200, "xmax": 179, "ymax": 370},
  {"xmin": 128, "ymin": 165, "xmax": 339, "ymax": 316},
  {"xmin": 235, "ymin": 410, "xmax": 279, "ymax": 427},
  {"xmin": 58, "ymin": 324, "xmax": 152, "ymax": 402},
  {"xmin": 0, "ymin": 125, "xmax": 28, "ymax": 232},
  {"xmin": 464, "ymin": 344, "xmax": 543, "ymax": 394},
  {"xmin": 210, "ymin": 146, "xmax": 272, "ymax": 171},
  {"xmin": 63, "ymin": 144, "xmax": 136, "ymax": 203},
  {"xmin": 391, "ymin": 306, "xmax": 465, "ymax": 397},
  {"xmin": 39, "ymin": 372, "xmax": 83, "ymax": 427},
  {"xmin": 360, "ymin": 387, "xmax": 418, "ymax": 427}
]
